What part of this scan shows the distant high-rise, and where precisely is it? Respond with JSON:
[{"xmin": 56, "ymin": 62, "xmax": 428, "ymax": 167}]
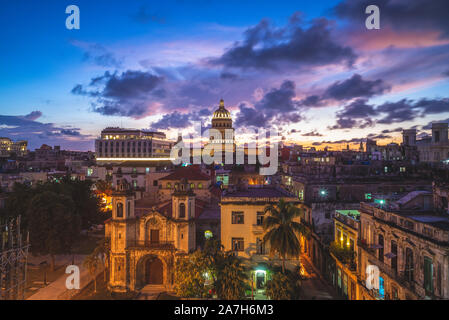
[
  {"xmin": 0, "ymin": 137, "xmax": 27, "ymax": 158},
  {"xmin": 95, "ymin": 127, "xmax": 174, "ymax": 162}
]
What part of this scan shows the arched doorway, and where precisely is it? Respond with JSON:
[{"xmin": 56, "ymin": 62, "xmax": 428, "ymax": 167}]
[{"xmin": 145, "ymin": 257, "xmax": 164, "ymax": 285}]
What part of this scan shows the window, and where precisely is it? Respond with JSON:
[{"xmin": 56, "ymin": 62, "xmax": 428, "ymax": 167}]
[
  {"xmin": 190, "ymin": 183, "xmax": 195, "ymax": 189},
  {"xmin": 256, "ymin": 212, "xmax": 264, "ymax": 226},
  {"xmin": 434, "ymin": 131, "xmax": 440, "ymax": 143},
  {"xmin": 378, "ymin": 234, "xmax": 384, "ymax": 262},
  {"xmin": 146, "ymin": 167, "xmax": 150, "ymax": 173},
  {"xmin": 391, "ymin": 241, "xmax": 397, "ymax": 273},
  {"xmin": 179, "ymin": 203, "xmax": 186, "ymax": 218},
  {"xmin": 167, "ymin": 182, "xmax": 171, "ymax": 189},
  {"xmin": 343, "ymin": 274, "xmax": 348, "ymax": 298},
  {"xmin": 232, "ymin": 211, "xmax": 244, "ymax": 224},
  {"xmin": 405, "ymin": 248, "xmax": 414, "ymax": 282},
  {"xmin": 424, "ymin": 257, "xmax": 434, "ymax": 295},
  {"xmin": 116, "ymin": 202, "xmax": 123, "ymax": 218},
  {"xmin": 391, "ymin": 286, "xmax": 399, "ymax": 300},
  {"xmin": 231, "ymin": 238, "xmax": 244, "ymax": 251},
  {"xmin": 379, "ymin": 277, "xmax": 385, "ymax": 299},
  {"xmin": 256, "ymin": 237, "xmax": 265, "ymax": 254},
  {"xmin": 198, "ymin": 183, "xmax": 203, "ymax": 189},
  {"xmin": 153, "ymin": 180, "xmax": 158, "ymax": 186}
]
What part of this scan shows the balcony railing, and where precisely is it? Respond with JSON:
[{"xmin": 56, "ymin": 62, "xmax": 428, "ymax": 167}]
[
  {"xmin": 126, "ymin": 240, "xmax": 175, "ymax": 250},
  {"xmin": 329, "ymin": 241, "xmax": 357, "ymax": 271},
  {"xmin": 360, "ymin": 242, "xmax": 416, "ymax": 292},
  {"xmin": 251, "ymin": 224, "xmax": 264, "ymax": 234}
]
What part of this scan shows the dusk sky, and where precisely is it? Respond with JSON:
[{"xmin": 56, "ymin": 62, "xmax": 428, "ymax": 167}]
[{"xmin": 1, "ymin": 0, "xmax": 449, "ymax": 151}]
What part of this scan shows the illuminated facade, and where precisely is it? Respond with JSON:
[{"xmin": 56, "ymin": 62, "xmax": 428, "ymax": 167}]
[
  {"xmin": 358, "ymin": 191, "xmax": 449, "ymax": 300},
  {"xmin": 330, "ymin": 210, "xmax": 360, "ymax": 300},
  {"xmin": 95, "ymin": 128, "xmax": 174, "ymax": 161},
  {"xmin": 106, "ymin": 167, "xmax": 220, "ymax": 293},
  {"xmin": 0, "ymin": 137, "xmax": 27, "ymax": 157},
  {"xmin": 208, "ymin": 100, "xmax": 235, "ymax": 159}
]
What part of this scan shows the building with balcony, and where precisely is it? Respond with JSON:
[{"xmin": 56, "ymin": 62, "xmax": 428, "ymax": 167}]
[
  {"xmin": 358, "ymin": 191, "xmax": 449, "ymax": 300},
  {"xmin": 220, "ymin": 186, "xmax": 303, "ymax": 293},
  {"xmin": 329, "ymin": 210, "xmax": 360, "ymax": 300}
]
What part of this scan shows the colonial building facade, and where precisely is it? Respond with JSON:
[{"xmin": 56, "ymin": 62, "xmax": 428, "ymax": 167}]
[{"xmin": 107, "ymin": 167, "xmax": 220, "ymax": 293}]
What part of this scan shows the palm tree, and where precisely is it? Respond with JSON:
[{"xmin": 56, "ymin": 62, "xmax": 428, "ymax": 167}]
[
  {"xmin": 263, "ymin": 198, "xmax": 308, "ymax": 273},
  {"xmin": 83, "ymin": 252, "xmax": 101, "ymax": 293}
]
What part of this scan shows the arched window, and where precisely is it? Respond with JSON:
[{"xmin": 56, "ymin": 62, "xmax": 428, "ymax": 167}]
[
  {"xmin": 179, "ymin": 203, "xmax": 186, "ymax": 218},
  {"xmin": 116, "ymin": 202, "xmax": 123, "ymax": 218},
  {"xmin": 405, "ymin": 248, "xmax": 414, "ymax": 281},
  {"xmin": 378, "ymin": 234, "xmax": 384, "ymax": 262}
]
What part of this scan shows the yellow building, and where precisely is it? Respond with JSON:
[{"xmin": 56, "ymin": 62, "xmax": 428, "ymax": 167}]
[
  {"xmin": 220, "ymin": 186, "xmax": 302, "ymax": 291},
  {"xmin": 330, "ymin": 210, "xmax": 360, "ymax": 300}
]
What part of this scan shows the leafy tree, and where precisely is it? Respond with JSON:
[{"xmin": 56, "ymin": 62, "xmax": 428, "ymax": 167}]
[
  {"xmin": 173, "ymin": 250, "xmax": 210, "ymax": 298},
  {"xmin": 263, "ymin": 199, "xmax": 309, "ymax": 273},
  {"xmin": 215, "ymin": 253, "xmax": 248, "ymax": 300},
  {"xmin": 95, "ymin": 180, "xmax": 113, "ymax": 196},
  {"xmin": 84, "ymin": 252, "xmax": 101, "ymax": 293},
  {"xmin": 265, "ymin": 267, "xmax": 302, "ymax": 300},
  {"xmin": 0, "ymin": 182, "xmax": 37, "ymax": 228},
  {"xmin": 27, "ymin": 191, "xmax": 80, "ymax": 270},
  {"xmin": 265, "ymin": 271, "xmax": 293, "ymax": 300}
]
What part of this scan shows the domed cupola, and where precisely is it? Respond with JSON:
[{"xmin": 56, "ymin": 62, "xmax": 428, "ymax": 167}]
[{"xmin": 212, "ymin": 99, "xmax": 231, "ymax": 119}]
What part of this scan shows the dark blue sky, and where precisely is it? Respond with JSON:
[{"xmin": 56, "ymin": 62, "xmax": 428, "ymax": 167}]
[{"xmin": 1, "ymin": 0, "xmax": 449, "ymax": 150}]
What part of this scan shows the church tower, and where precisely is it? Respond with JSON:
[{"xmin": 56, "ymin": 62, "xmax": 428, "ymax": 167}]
[
  {"xmin": 108, "ymin": 179, "xmax": 136, "ymax": 292},
  {"xmin": 172, "ymin": 178, "xmax": 196, "ymax": 252}
]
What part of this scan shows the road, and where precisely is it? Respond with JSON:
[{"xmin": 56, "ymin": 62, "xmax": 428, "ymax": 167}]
[{"xmin": 299, "ymin": 255, "xmax": 338, "ymax": 300}]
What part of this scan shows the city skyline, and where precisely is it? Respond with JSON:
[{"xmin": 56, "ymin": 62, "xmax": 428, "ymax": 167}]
[{"xmin": 1, "ymin": 0, "xmax": 449, "ymax": 151}]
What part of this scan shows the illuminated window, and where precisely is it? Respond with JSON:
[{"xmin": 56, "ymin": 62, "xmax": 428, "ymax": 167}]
[{"xmin": 198, "ymin": 183, "xmax": 203, "ymax": 189}]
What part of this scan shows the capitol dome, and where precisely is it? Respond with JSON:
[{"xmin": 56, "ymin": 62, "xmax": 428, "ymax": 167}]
[{"xmin": 212, "ymin": 99, "xmax": 231, "ymax": 119}]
